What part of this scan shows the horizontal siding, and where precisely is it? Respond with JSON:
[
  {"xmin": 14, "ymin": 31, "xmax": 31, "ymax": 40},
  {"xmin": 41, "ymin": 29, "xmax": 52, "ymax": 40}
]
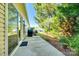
[
  {"xmin": 0, "ymin": 3, "xmax": 5, "ymax": 56},
  {"xmin": 0, "ymin": 23, "xmax": 5, "ymax": 27},
  {"xmin": 0, "ymin": 9, "xmax": 5, "ymax": 15},
  {"xmin": 0, "ymin": 28, "xmax": 5, "ymax": 32},
  {"xmin": 0, "ymin": 36, "xmax": 4, "ymax": 40},
  {"xmin": 0, "ymin": 32, "xmax": 5, "ymax": 36},
  {"xmin": 0, "ymin": 4, "xmax": 5, "ymax": 8},
  {"xmin": 0, "ymin": 13, "xmax": 5, "ymax": 19},
  {"xmin": 0, "ymin": 40, "xmax": 5, "ymax": 45},
  {"xmin": 0, "ymin": 18, "xmax": 5, "ymax": 23}
]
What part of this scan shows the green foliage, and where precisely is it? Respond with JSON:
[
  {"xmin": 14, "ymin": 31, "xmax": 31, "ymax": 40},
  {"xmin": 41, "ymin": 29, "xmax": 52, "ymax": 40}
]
[
  {"xmin": 34, "ymin": 4, "xmax": 57, "ymax": 29},
  {"xmin": 60, "ymin": 36, "xmax": 69, "ymax": 45},
  {"xmin": 50, "ymin": 16, "xmax": 61, "ymax": 38},
  {"xmin": 57, "ymin": 4, "xmax": 79, "ymax": 17},
  {"xmin": 60, "ymin": 34, "xmax": 79, "ymax": 55}
]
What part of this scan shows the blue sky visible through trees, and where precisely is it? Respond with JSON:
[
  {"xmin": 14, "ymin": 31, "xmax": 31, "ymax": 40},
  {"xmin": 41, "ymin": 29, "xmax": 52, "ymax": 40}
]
[{"xmin": 26, "ymin": 3, "xmax": 39, "ymax": 27}]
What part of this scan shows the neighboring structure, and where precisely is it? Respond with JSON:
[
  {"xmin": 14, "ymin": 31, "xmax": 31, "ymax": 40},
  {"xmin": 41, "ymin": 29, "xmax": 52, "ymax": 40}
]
[{"xmin": 0, "ymin": 3, "xmax": 29, "ymax": 56}]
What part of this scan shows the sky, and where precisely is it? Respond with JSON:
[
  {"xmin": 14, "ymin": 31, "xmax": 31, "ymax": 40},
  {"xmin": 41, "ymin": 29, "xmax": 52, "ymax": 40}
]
[{"xmin": 26, "ymin": 3, "xmax": 39, "ymax": 27}]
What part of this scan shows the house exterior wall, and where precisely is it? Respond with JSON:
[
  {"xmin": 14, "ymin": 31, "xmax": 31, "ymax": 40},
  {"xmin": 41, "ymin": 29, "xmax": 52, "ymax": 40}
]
[
  {"xmin": 0, "ymin": 3, "xmax": 6, "ymax": 56},
  {"xmin": 0, "ymin": 3, "xmax": 27, "ymax": 56}
]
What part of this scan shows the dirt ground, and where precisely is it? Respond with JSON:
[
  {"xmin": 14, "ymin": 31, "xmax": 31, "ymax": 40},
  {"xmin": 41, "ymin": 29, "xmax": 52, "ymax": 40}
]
[{"xmin": 48, "ymin": 39, "xmax": 75, "ymax": 56}]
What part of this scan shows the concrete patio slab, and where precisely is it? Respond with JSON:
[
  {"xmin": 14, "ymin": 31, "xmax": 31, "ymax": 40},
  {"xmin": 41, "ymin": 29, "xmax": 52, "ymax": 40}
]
[{"xmin": 12, "ymin": 36, "xmax": 65, "ymax": 56}]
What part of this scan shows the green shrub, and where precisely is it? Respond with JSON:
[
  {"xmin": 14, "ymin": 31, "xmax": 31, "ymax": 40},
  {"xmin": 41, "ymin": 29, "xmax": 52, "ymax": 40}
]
[
  {"xmin": 60, "ymin": 34, "xmax": 79, "ymax": 55},
  {"xmin": 59, "ymin": 36, "xmax": 70, "ymax": 46}
]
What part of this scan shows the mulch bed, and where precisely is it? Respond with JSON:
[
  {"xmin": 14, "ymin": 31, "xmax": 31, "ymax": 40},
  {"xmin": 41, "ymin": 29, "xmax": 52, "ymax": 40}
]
[
  {"xmin": 39, "ymin": 33, "xmax": 75, "ymax": 56},
  {"xmin": 47, "ymin": 39, "xmax": 75, "ymax": 56}
]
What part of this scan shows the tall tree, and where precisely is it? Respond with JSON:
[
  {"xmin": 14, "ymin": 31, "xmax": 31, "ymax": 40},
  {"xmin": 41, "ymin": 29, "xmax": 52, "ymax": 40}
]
[{"xmin": 34, "ymin": 3, "xmax": 79, "ymax": 37}]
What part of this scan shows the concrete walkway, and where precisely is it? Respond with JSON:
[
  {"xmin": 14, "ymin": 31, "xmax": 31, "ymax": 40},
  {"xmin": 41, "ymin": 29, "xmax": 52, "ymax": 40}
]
[{"xmin": 12, "ymin": 36, "xmax": 65, "ymax": 56}]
